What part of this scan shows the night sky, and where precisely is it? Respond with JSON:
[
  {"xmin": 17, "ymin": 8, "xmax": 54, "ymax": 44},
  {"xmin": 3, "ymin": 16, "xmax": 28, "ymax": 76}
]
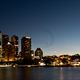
[{"xmin": 0, "ymin": 0, "xmax": 80, "ymax": 55}]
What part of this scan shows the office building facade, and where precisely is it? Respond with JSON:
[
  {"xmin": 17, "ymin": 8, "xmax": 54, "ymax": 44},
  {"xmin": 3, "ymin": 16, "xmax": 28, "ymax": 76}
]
[
  {"xmin": 11, "ymin": 35, "xmax": 18, "ymax": 56},
  {"xmin": 21, "ymin": 36, "xmax": 32, "ymax": 64}
]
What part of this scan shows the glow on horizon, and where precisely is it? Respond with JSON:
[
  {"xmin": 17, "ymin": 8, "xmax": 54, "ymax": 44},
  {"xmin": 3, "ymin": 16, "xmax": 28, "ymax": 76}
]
[{"xmin": 43, "ymin": 50, "xmax": 80, "ymax": 56}]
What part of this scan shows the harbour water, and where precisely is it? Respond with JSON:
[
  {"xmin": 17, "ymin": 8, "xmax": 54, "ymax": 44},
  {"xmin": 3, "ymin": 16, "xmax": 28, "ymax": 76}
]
[{"xmin": 0, "ymin": 67, "xmax": 80, "ymax": 80}]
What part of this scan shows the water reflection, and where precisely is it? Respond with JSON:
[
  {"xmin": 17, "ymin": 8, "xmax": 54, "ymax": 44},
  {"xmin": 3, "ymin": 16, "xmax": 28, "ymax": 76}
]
[
  {"xmin": 0, "ymin": 67, "xmax": 16, "ymax": 80},
  {"xmin": 0, "ymin": 67, "xmax": 80, "ymax": 80},
  {"xmin": 60, "ymin": 67, "xmax": 64, "ymax": 80},
  {"xmin": 0, "ymin": 67, "xmax": 33, "ymax": 80},
  {"xmin": 16, "ymin": 67, "xmax": 32, "ymax": 80}
]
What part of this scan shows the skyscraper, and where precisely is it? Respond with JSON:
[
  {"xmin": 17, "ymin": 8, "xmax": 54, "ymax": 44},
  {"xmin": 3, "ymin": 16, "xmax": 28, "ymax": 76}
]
[
  {"xmin": 4, "ymin": 41, "xmax": 15, "ymax": 62},
  {"xmin": 0, "ymin": 31, "xmax": 9, "ymax": 61},
  {"xmin": 21, "ymin": 36, "xmax": 32, "ymax": 64},
  {"xmin": 2, "ymin": 34, "xmax": 9, "ymax": 58},
  {"xmin": 11, "ymin": 35, "xmax": 18, "ymax": 56}
]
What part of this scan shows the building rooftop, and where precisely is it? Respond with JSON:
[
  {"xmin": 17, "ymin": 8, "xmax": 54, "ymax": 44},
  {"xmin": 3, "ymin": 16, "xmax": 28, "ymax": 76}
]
[{"xmin": 25, "ymin": 36, "xmax": 31, "ymax": 39}]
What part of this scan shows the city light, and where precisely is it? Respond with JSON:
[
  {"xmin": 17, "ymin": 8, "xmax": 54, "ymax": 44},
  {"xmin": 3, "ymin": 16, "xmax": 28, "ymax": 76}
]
[{"xmin": 0, "ymin": 31, "xmax": 80, "ymax": 67}]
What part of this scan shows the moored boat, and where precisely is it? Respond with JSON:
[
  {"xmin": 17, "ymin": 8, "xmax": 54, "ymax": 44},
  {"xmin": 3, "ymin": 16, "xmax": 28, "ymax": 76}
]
[{"xmin": 0, "ymin": 64, "xmax": 12, "ymax": 67}]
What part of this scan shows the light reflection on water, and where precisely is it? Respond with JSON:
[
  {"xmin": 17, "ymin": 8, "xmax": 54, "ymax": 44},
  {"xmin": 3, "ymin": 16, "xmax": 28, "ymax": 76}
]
[
  {"xmin": 0, "ymin": 67, "xmax": 80, "ymax": 80},
  {"xmin": 0, "ymin": 67, "xmax": 16, "ymax": 80},
  {"xmin": 60, "ymin": 67, "xmax": 64, "ymax": 80}
]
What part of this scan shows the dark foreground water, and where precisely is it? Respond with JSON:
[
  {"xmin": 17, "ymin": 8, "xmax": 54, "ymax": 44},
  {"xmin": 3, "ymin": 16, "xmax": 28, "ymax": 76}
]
[{"xmin": 0, "ymin": 67, "xmax": 80, "ymax": 80}]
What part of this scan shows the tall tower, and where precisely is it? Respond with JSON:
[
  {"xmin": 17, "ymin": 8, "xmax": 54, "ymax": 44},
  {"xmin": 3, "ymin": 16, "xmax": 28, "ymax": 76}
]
[
  {"xmin": 11, "ymin": 35, "xmax": 18, "ymax": 56},
  {"xmin": 4, "ymin": 41, "xmax": 15, "ymax": 62},
  {"xmin": 0, "ymin": 32, "xmax": 9, "ymax": 61},
  {"xmin": 2, "ymin": 34, "xmax": 9, "ymax": 57},
  {"xmin": 21, "ymin": 36, "xmax": 32, "ymax": 64},
  {"xmin": 21, "ymin": 36, "xmax": 31, "ymax": 55}
]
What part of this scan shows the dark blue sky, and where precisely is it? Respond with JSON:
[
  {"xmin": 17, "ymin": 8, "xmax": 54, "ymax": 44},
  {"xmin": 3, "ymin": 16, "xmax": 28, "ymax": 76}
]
[{"xmin": 0, "ymin": 0, "xmax": 80, "ymax": 55}]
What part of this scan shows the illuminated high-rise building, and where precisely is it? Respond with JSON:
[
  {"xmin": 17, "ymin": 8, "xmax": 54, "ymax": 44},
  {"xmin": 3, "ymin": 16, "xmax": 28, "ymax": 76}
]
[
  {"xmin": 2, "ymin": 34, "xmax": 9, "ymax": 57},
  {"xmin": 21, "ymin": 36, "xmax": 32, "ymax": 64},
  {"xmin": 0, "ymin": 31, "xmax": 9, "ymax": 61},
  {"xmin": 11, "ymin": 35, "xmax": 18, "ymax": 56},
  {"xmin": 4, "ymin": 41, "xmax": 15, "ymax": 62},
  {"xmin": 21, "ymin": 36, "xmax": 31, "ymax": 55}
]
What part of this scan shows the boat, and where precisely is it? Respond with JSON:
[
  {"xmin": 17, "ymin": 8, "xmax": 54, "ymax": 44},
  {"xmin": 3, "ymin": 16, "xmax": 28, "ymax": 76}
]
[
  {"xmin": 27, "ymin": 65, "xmax": 31, "ymax": 67},
  {"xmin": 0, "ymin": 64, "xmax": 12, "ymax": 67}
]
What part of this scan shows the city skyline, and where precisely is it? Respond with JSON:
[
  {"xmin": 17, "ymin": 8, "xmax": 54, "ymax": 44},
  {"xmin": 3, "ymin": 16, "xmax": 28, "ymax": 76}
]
[{"xmin": 0, "ymin": 0, "xmax": 80, "ymax": 55}]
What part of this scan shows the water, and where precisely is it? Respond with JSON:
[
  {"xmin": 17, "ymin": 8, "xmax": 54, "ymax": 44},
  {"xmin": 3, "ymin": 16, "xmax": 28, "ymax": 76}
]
[{"xmin": 0, "ymin": 67, "xmax": 80, "ymax": 80}]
